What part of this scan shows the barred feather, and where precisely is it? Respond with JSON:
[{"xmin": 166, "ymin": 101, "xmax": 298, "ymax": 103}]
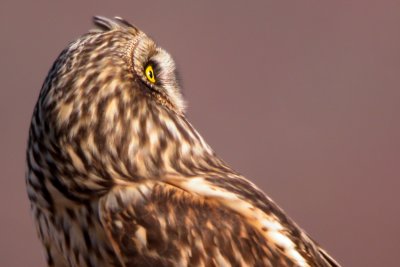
[{"xmin": 26, "ymin": 16, "xmax": 340, "ymax": 267}]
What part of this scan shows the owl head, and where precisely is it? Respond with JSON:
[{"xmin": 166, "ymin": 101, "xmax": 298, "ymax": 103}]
[
  {"xmin": 94, "ymin": 16, "xmax": 186, "ymax": 113},
  {"xmin": 42, "ymin": 16, "xmax": 185, "ymax": 131},
  {"xmin": 29, "ymin": 17, "xmax": 215, "ymax": 200}
]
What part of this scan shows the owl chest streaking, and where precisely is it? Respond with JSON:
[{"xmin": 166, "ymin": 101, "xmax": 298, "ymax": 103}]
[{"xmin": 26, "ymin": 16, "xmax": 340, "ymax": 267}]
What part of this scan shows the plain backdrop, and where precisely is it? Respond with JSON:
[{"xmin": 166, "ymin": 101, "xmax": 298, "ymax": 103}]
[{"xmin": 1, "ymin": 1, "xmax": 399, "ymax": 266}]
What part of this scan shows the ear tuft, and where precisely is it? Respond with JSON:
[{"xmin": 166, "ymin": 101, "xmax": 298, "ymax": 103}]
[{"xmin": 92, "ymin": 16, "xmax": 138, "ymax": 33}]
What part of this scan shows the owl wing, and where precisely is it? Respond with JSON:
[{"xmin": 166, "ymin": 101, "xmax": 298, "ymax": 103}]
[{"xmin": 99, "ymin": 174, "xmax": 340, "ymax": 267}]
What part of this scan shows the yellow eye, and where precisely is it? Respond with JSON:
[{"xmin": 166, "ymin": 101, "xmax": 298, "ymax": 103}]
[{"xmin": 145, "ymin": 64, "xmax": 156, "ymax": 83}]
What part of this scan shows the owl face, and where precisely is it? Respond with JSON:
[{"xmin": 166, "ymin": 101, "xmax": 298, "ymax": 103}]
[{"xmin": 132, "ymin": 32, "xmax": 186, "ymax": 114}]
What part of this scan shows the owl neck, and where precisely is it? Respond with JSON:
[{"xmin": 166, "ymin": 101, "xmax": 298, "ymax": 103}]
[
  {"xmin": 97, "ymin": 100, "xmax": 231, "ymax": 180},
  {"xmin": 28, "ymin": 98, "xmax": 232, "ymax": 203}
]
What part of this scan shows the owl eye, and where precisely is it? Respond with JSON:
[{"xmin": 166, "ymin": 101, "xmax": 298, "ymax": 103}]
[{"xmin": 145, "ymin": 64, "xmax": 156, "ymax": 83}]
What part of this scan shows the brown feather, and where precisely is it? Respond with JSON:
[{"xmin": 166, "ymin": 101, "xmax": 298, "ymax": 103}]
[{"xmin": 26, "ymin": 16, "xmax": 340, "ymax": 267}]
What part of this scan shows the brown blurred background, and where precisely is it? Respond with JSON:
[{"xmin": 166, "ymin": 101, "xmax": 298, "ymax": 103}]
[{"xmin": 1, "ymin": 1, "xmax": 399, "ymax": 266}]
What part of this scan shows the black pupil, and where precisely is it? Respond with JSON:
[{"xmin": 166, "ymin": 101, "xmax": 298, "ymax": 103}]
[{"xmin": 148, "ymin": 70, "xmax": 153, "ymax": 78}]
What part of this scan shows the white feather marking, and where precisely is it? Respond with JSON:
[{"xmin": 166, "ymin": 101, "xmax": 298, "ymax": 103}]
[
  {"xmin": 68, "ymin": 39, "xmax": 80, "ymax": 51},
  {"xmin": 184, "ymin": 178, "xmax": 238, "ymax": 200},
  {"xmin": 267, "ymin": 231, "xmax": 295, "ymax": 249},
  {"xmin": 287, "ymin": 250, "xmax": 308, "ymax": 266},
  {"xmin": 164, "ymin": 118, "xmax": 181, "ymax": 139},
  {"xmin": 114, "ymin": 220, "xmax": 123, "ymax": 228},
  {"xmin": 180, "ymin": 142, "xmax": 191, "ymax": 155},
  {"xmin": 135, "ymin": 226, "xmax": 147, "ymax": 247},
  {"xmin": 261, "ymin": 219, "xmax": 284, "ymax": 231}
]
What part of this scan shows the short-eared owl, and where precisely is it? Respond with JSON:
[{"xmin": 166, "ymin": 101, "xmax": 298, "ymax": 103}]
[{"xmin": 26, "ymin": 16, "xmax": 340, "ymax": 267}]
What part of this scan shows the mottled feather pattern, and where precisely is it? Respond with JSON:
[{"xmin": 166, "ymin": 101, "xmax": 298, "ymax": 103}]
[
  {"xmin": 101, "ymin": 183, "xmax": 293, "ymax": 267},
  {"xmin": 26, "ymin": 16, "xmax": 340, "ymax": 267}
]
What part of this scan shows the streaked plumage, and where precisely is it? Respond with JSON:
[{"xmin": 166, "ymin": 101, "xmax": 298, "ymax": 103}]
[{"xmin": 26, "ymin": 16, "xmax": 340, "ymax": 267}]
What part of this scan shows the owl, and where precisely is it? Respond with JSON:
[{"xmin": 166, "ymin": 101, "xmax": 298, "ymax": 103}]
[{"xmin": 26, "ymin": 16, "xmax": 340, "ymax": 267}]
